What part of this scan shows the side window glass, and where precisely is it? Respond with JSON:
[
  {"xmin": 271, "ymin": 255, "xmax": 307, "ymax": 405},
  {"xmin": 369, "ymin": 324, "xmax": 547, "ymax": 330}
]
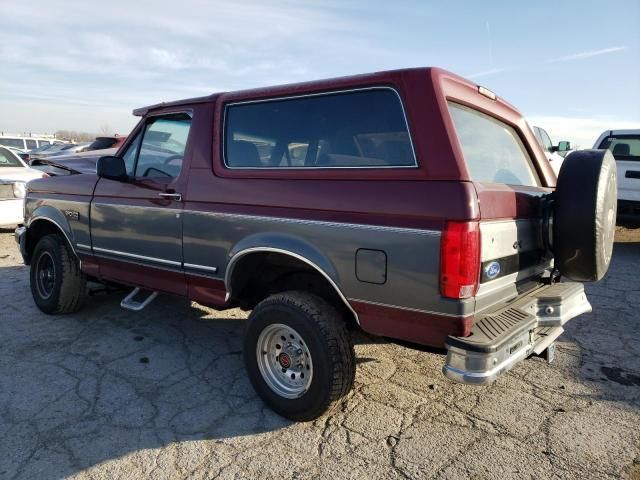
[
  {"xmin": 135, "ymin": 113, "xmax": 192, "ymax": 178},
  {"xmin": 121, "ymin": 132, "xmax": 142, "ymax": 175},
  {"xmin": 449, "ymin": 102, "xmax": 539, "ymax": 187},
  {"xmin": 225, "ymin": 89, "xmax": 415, "ymax": 168},
  {"xmin": 0, "ymin": 148, "xmax": 21, "ymax": 166},
  {"xmin": 0, "ymin": 138, "xmax": 25, "ymax": 148},
  {"xmin": 26, "ymin": 139, "xmax": 37, "ymax": 149},
  {"xmin": 540, "ymin": 130, "xmax": 553, "ymax": 152}
]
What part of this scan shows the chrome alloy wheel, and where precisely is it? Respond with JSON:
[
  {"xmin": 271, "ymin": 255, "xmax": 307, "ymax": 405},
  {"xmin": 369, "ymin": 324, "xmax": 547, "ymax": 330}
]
[
  {"xmin": 256, "ymin": 323, "xmax": 313, "ymax": 399},
  {"xmin": 35, "ymin": 251, "xmax": 56, "ymax": 300}
]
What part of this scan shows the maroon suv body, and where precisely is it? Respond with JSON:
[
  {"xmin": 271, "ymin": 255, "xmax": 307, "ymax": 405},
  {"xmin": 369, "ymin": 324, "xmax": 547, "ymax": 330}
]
[{"xmin": 16, "ymin": 67, "xmax": 617, "ymax": 420}]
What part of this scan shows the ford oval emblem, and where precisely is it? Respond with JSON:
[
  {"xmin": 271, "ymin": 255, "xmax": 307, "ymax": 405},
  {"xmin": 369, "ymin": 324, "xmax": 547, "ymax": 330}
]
[{"xmin": 485, "ymin": 261, "xmax": 501, "ymax": 279}]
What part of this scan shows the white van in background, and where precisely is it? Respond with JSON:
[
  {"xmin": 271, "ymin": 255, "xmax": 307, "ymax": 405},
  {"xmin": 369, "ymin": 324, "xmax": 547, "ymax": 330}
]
[
  {"xmin": 0, "ymin": 135, "xmax": 65, "ymax": 151},
  {"xmin": 594, "ymin": 129, "xmax": 640, "ymax": 218}
]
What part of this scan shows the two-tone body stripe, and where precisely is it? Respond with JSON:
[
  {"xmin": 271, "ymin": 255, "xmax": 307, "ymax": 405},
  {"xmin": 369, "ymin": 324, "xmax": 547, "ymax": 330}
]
[
  {"xmin": 184, "ymin": 210, "xmax": 441, "ymax": 237},
  {"xmin": 92, "ymin": 246, "xmax": 182, "ymax": 267},
  {"xmin": 71, "ymin": 209, "xmax": 448, "ymax": 319}
]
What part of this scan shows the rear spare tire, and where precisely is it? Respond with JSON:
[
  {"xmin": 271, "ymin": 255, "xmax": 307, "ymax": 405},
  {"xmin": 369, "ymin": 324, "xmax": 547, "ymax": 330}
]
[{"xmin": 553, "ymin": 149, "xmax": 617, "ymax": 281}]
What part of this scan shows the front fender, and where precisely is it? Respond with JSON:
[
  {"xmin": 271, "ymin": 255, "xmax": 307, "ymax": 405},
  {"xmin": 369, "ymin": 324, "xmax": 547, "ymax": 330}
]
[
  {"xmin": 28, "ymin": 204, "xmax": 75, "ymax": 243},
  {"xmin": 23, "ymin": 204, "xmax": 78, "ymax": 262}
]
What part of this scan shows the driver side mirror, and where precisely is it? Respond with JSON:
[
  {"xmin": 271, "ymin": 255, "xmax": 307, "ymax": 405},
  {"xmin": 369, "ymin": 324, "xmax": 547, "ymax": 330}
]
[
  {"xmin": 97, "ymin": 156, "xmax": 128, "ymax": 181},
  {"xmin": 552, "ymin": 141, "xmax": 571, "ymax": 153}
]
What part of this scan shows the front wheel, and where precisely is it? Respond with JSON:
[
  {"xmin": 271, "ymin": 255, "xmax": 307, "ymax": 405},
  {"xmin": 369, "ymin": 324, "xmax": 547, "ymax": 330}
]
[
  {"xmin": 30, "ymin": 234, "xmax": 86, "ymax": 314},
  {"xmin": 244, "ymin": 291, "xmax": 355, "ymax": 421}
]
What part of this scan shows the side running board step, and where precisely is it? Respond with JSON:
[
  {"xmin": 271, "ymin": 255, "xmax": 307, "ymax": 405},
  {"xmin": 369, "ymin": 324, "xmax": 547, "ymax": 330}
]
[{"xmin": 120, "ymin": 287, "xmax": 158, "ymax": 312}]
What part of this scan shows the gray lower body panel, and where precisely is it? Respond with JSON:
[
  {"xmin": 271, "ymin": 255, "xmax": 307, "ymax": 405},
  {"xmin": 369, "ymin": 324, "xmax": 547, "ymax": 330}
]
[{"xmin": 443, "ymin": 282, "xmax": 591, "ymax": 385}]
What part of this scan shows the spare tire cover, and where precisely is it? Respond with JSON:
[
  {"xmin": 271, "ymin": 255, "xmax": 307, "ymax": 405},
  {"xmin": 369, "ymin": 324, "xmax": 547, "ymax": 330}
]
[{"xmin": 553, "ymin": 149, "xmax": 617, "ymax": 281}]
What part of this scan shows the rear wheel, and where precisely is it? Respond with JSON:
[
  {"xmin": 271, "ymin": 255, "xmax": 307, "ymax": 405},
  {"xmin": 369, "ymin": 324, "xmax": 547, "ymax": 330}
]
[
  {"xmin": 30, "ymin": 234, "xmax": 86, "ymax": 314},
  {"xmin": 553, "ymin": 149, "xmax": 617, "ymax": 281},
  {"xmin": 244, "ymin": 291, "xmax": 355, "ymax": 421}
]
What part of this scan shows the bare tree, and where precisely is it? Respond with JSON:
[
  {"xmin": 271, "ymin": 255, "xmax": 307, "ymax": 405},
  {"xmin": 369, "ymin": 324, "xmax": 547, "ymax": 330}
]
[
  {"xmin": 55, "ymin": 130, "xmax": 96, "ymax": 143},
  {"xmin": 99, "ymin": 123, "xmax": 111, "ymax": 135}
]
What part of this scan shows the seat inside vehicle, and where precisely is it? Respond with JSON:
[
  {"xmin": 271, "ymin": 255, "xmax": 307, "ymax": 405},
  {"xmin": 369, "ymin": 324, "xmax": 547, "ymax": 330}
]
[
  {"xmin": 612, "ymin": 143, "xmax": 630, "ymax": 156},
  {"xmin": 228, "ymin": 140, "xmax": 261, "ymax": 167}
]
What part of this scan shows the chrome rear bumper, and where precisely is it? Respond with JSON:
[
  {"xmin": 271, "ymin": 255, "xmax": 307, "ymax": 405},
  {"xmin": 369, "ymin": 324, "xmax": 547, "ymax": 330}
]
[{"xmin": 443, "ymin": 282, "xmax": 591, "ymax": 385}]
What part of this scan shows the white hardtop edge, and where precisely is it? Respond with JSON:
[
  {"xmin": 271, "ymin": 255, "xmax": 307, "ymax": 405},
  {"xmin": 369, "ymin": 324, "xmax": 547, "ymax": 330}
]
[{"xmin": 593, "ymin": 128, "xmax": 640, "ymax": 147}]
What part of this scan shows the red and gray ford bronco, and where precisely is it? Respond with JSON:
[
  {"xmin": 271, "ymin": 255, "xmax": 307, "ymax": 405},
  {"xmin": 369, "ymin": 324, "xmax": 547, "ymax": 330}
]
[{"xmin": 15, "ymin": 67, "xmax": 617, "ymax": 421}]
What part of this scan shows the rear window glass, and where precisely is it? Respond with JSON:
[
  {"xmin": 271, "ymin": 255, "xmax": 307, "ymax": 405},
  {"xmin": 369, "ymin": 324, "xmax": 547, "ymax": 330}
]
[
  {"xmin": 598, "ymin": 135, "xmax": 640, "ymax": 161},
  {"xmin": 449, "ymin": 102, "xmax": 538, "ymax": 186},
  {"xmin": 224, "ymin": 89, "xmax": 415, "ymax": 169}
]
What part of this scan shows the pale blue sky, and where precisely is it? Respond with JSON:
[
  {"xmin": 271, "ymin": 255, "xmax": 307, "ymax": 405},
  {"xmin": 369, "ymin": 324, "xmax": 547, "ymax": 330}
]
[{"xmin": 1, "ymin": 0, "xmax": 638, "ymax": 147}]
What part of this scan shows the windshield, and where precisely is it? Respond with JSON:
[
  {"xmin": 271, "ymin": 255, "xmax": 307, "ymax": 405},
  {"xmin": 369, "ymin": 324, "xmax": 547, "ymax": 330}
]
[
  {"xmin": 0, "ymin": 147, "xmax": 23, "ymax": 167},
  {"xmin": 598, "ymin": 135, "xmax": 640, "ymax": 162}
]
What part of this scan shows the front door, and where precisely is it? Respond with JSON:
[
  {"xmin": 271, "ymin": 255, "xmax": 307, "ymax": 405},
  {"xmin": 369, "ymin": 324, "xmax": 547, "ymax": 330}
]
[{"xmin": 91, "ymin": 111, "xmax": 193, "ymax": 295}]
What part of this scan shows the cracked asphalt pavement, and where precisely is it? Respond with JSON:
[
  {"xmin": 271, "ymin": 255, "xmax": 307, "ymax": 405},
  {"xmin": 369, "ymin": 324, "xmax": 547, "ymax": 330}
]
[{"xmin": 1, "ymin": 228, "xmax": 639, "ymax": 479}]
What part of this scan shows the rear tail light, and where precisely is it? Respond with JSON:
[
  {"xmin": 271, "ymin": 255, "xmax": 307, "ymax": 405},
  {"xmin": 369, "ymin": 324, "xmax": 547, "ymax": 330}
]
[{"xmin": 440, "ymin": 220, "xmax": 480, "ymax": 299}]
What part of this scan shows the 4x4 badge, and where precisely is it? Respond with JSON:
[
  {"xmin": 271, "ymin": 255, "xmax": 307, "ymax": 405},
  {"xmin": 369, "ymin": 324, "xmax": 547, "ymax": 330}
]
[
  {"xmin": 63, "ymin": 210, "xmax": 79, "ymax": 221},
  {"xmin": 485, "ymin": 261, "xmax": 501, "ymax": 279}
]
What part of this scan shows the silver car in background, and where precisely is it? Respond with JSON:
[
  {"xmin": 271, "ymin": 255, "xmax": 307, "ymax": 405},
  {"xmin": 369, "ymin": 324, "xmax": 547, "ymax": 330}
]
[{"xmin": 0, "ymin": 146, "xmax": 46, "ymax": 227}]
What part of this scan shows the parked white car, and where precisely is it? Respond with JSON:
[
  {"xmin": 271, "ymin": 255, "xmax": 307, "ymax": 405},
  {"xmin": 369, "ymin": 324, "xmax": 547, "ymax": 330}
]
[
  {"xmin": 0, "ymin": 135, "xmax": 63, "ymax": 151},
  {"xmin": 532, "ymin": 126, "xmax": 571, "ymax": 176},
  {"xmin": 0, "ymin": 146, "xmax": 46, "ymax": 227},
  {"xmin": 594, "ymin": 129, "xmax": 640, "ymax": 217}
]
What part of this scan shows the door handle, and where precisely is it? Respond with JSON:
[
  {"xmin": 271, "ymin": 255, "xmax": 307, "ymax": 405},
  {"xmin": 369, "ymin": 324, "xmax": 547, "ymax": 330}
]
[{"xmin": 158, "ymin": 192, "xmax": 182, "ymax": 201}]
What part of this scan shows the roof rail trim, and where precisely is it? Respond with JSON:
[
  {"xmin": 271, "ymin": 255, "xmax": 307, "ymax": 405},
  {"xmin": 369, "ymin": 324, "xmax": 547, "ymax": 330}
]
[{"xmin": 133, "ymin": 94, "xmax": 219, "ymax": 116}]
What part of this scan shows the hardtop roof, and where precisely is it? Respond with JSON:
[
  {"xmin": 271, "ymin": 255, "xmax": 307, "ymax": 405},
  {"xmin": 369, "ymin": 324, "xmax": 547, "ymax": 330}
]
[{"xmin": 133, "ymin": 67, "xmax": 446, "ymax": 116}]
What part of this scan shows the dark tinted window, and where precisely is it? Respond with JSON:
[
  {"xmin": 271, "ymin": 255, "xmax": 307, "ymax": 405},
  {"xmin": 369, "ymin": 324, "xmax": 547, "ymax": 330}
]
[
  {"xmin": 0, "ymin": 138, "xmax": 25, "ymax": 149},
  {"xmin": 224, "ymin": 89, "xmax": 415, "ymax": 168},
  {"xmin": 598, "ymin": 135, "xmax": 640, "ymax": 161},
  {"xmin": 26, "ymin": 139, "xmax": 37, "ymax": 149}
]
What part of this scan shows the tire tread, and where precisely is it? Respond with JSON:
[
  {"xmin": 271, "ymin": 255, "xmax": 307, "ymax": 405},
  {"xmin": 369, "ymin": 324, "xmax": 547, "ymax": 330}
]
[
  {"xmin": 246, "ymin": 291, "xmax": 355, "ymax": 420},
  {"xmin": 31, "ymin": 233, "xmax": 86, "ymax": 314}
]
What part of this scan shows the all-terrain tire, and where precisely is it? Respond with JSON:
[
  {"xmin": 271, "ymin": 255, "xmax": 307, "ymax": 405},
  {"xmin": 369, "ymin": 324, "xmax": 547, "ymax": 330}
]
[
  {"xmin": 30, "ymin": 234, "xmax": 86, "ymax": 314},
  {"xmin": 553, "ymin": 149, "xmax": 617, "ymax": 281},
  {"xmin": 244, "ymin": 291, "xmax": 355, "ymax": 421}
]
